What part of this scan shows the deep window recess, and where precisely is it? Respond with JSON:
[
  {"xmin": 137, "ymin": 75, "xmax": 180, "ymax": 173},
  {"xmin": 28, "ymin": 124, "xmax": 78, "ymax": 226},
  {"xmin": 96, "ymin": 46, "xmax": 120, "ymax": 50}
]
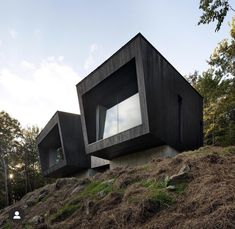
[
  {"xmin": 83, "ymin": 58, "xmax": 142, "ymax": 143},
  {"xmin": 39, "ymin": 124, "xmax": 64, "ymax": 170},
  {"xmin": 178, "ymin": 95, "xmax": 183, "ymax": 142}
]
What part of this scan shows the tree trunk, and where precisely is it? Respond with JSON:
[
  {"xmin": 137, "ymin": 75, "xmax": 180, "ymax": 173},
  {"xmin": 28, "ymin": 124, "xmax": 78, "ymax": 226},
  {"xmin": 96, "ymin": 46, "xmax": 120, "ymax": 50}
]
[
  {"xmin": 2, "ymin": 157, "xmax": 9, "ymax": 206},
  {"xmin": 24, "ymin": 150, "xmax": 32, "ymax": 193}
]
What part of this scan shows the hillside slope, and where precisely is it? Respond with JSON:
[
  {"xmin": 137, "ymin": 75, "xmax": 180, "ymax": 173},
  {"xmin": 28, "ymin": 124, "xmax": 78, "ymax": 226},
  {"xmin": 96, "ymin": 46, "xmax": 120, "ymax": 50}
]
[{"xmin": 0, "ymin": 146, "xmax": 235, "ymax": 229}]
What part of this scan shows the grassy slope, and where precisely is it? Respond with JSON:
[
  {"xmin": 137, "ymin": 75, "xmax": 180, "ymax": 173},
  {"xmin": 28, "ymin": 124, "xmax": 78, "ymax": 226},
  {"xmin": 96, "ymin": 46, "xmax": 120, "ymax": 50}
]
[{"xmin": 0, "ymin": 146, "xmax": 234, "ymax": 229}]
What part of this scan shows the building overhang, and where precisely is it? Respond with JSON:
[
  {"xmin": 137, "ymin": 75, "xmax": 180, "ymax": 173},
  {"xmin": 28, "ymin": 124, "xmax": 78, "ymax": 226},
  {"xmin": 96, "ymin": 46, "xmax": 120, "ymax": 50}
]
[{"xmin": 36, "ymin": 111, "xmax": 91, "ymax": 177}]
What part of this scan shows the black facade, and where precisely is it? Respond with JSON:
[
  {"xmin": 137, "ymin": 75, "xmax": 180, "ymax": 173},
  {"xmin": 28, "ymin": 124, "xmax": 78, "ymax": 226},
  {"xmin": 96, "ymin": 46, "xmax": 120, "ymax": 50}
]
[
  {"xmin": 76, "ymin": 33, "xmax": 203, "ymax": 160},
  {"xmin": 36, "ymin": 111, "xmax": 91, "ymax": 177}
]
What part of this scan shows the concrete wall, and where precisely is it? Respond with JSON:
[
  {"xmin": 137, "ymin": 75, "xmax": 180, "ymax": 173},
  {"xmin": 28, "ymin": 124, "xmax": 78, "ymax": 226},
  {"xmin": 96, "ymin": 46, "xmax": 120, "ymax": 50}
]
[{"xmin": 110, "ymin": 145, "xmax": 178, "ymax": 169}]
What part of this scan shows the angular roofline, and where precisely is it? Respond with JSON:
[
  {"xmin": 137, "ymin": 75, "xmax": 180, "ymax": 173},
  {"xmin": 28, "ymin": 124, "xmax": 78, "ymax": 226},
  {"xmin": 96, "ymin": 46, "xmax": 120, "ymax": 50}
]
[
  {"xmin": 138, "ymin": 33, "xmax": 203, "ymax": 99},
  {"xmin": 76, "ymin": 33, "xmax": 142, "ymax": 88},
  {"xmin": 76, "ymin": 33, "xmax": 203, "ymax": 98},
  {"xmin": 36, "ymin": 111, "xmax": 80, "ymax": 141}
]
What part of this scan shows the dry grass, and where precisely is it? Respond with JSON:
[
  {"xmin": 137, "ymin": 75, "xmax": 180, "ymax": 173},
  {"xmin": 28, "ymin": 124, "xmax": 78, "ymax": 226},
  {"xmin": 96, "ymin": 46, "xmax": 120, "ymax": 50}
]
[{"xmin": 0, "ymin": 146, "xmax": 234, "ymax": 229}]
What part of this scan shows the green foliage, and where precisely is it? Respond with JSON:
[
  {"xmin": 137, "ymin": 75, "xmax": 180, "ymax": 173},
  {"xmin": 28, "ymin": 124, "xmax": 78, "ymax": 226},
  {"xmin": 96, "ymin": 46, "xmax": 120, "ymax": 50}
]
[
  {"xmin": 50, "ymin": 203, "xmax": 80, "ymax": 223},
  {"xmin": 2, "ymin": 220, "xmax": 12, "ymax": 229},
  {"xmin": 188, "ymin": 17, "xmax": 235, "ymax": 146},
  {"xmin": 141, "ymin": 179, "xmax": 168, "ymax": 189},
  {"xmin": 22, "ymin": 223, "xmax": 34, "ymax": 229},
  {"xmin": 150, "ymin": 190, "xmax": 175, "ymax": 207},
  {"xmin": 68, "ymin": 180, "xmax": 114, "ymax": 207},
  {"xmin": 140, "ymin": 179, "xmax": 175, "ymax": 207},
  {"xmin": 0, "ymin": 111, "xmax": 22, "ymax": 206},
  {"xmin": 209, "ymin": 18, "xmax": 235, "ymax": 76},
  {"xmin": 193, "ymin": 69, "xmax": 235, "ymax": 146},
  {"xmin": 198, "ymin": 0, "xmax": 234, "ymax": 31},
  {"xmin": 80, "ymin": 180, "xmax": 113, "ymax": 199},
  {"xmin": 0, "ymin": 111, "xmax": 22, "ymax": 156},
  {"xmin": 0, "ymin": 111, "xmax": 49, "ymax": 209}
]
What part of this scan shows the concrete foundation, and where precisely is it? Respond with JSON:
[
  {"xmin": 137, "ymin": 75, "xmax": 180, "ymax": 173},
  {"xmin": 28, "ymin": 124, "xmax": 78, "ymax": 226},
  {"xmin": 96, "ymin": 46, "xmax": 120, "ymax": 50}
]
[
  {"xmin": 91, "ymin": 156, "xmax": 110, "ymax": 169},
  {"xmin": 110, "ymin": 145, "xmax": 178, "ymax": 169},
  {"xmin": 73, "ymin": 157, "xmax": 110, "ymax": 179},
  {"xmin": 73, "ymin": 169, "xmax": 96, "ymax": 179},
  {"xmin": 71, "ymin": 146, "xmax": 177, "ymax": 177}
]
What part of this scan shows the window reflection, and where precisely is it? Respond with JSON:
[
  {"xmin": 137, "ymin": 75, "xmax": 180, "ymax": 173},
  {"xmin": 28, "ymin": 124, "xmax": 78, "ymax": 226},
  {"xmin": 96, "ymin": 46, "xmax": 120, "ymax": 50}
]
[
  {"xmin": 97, "ymin": 93, "xmax": 142, "ymax": 140},
  {"xmin": 103, "ymin": 105, "xmax": 118, "ymax": 138},
  {"xmin": 49, "ymin": 147, "xmax": 64, "ymax": 167}
]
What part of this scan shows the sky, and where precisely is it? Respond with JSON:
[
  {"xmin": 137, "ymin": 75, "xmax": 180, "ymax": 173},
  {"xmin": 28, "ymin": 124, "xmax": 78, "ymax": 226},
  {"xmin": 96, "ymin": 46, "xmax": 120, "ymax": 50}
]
[{"xmin": 0, "ymin": 0, "xmax": 233, "ymax": 129}]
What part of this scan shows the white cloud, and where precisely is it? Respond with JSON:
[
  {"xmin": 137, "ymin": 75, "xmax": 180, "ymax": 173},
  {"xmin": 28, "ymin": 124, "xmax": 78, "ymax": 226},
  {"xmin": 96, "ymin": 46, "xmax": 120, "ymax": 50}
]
[
  {"xmin": 0, "ymin": 40, "xmax": 2, "ymax": 48},
  {"xmin": 84, "ymin": 43, "xmax": 107, "ymax": 72},
  {"xmin": 0, "ymin": 57, "xmax": 82, "ymax": 128},
  {"xmin": 20, "ymin": 60, "xmax": 36, "ymax": 71},
  {"xmin": 8, "ymin": 28, "xmax": 18, "ymax": 39},
  {"xmin": 47, "ymin": 56, "xmax": 56, "ymax": 62}
]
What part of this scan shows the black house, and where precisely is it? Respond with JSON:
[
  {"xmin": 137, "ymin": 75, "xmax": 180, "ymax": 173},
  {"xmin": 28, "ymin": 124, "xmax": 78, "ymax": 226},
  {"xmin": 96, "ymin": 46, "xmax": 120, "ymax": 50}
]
[
  {"xmin": 36, "ymin": 111, "xmax": 91, "ymax": 177},
  {"xmin": 76, "ymin": 33, "xmax": 203, "ymax": 160}
]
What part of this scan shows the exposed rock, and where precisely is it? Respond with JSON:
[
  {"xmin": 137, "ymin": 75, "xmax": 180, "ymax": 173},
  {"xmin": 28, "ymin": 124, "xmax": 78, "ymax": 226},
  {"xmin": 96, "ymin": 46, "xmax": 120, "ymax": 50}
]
[
  {"xmin": 71, "ymin": 185, "xmax": 84, "ymax": 195},
  {"xmin": 102, "ymin": 179, "xmax": 114, "ymax": 185},
  {"xmin": 26, "ymin": 196, "xmax": 38, "ymax": 207},
  {"xmin": 178, "ymin": 164, "xmax": 191, "ymax": 174},
  {"xmin": 168, "ymin": 164, "xmax": 192, "ymax": 185},
  {"xmin": 40, "ymin": 187, "xmax": 50, "ymax": 195},
  {"xmin": 38, "ymin": 189, "xmax": 49, "ymax": 201},
  {"xmin": 97, "ymin": 190, "xmax": 106, "ymax": 198},
  {"xmin": 168, "ymin": 172, "xmax": 189, "ymax": 185},
  {"xmin": 85, "ymin": 200, "xmax": 94, "ymax": 215},
  {"xmin": 22, "ymin": 204, "xmax": 28, "ymax": 209},
  {"xmin": 54, "ymin": 178, "xmax": 78, "ymax": 190},
  {"xmin": 54, "ymin": 179, "xmax": 68, "ymax": 190},
  {"xmin": 166, "ymin": 185, "xmax": 176, "ymax": 191},
  {"xmin": 77, "ymin": 177, "xmax": 91, "ymax": 185},
  {"xmin": 29, "ymin": 215, "xmax": 44, "ymax": 225},
  {"xmin": 0, "ymin": 146, "xmax": 234, "ymax": 229}
]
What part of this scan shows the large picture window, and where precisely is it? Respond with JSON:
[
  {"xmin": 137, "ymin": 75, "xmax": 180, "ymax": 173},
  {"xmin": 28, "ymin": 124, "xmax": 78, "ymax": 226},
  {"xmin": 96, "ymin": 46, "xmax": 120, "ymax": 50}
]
[
  {"xmin": 97, "ymin": 93, "xmax": 142, "ymax": 140},
  {"xmin": 39, "ymin": 124, "xmax": 65, "ymax": 169}
]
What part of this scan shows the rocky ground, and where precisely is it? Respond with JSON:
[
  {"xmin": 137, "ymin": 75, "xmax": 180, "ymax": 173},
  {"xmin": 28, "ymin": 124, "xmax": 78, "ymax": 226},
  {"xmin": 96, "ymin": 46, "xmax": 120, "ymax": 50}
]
[{"xmin": 0, "ymin": 146, "xmax": 235, "ymax": 229}]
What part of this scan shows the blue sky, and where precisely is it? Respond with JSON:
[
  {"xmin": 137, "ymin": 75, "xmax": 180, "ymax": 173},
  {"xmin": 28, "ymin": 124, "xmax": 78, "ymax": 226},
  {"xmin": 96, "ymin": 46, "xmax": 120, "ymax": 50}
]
[{"xmin": 0, "ymin": 0, "xmax": 233, "ymax": 128}]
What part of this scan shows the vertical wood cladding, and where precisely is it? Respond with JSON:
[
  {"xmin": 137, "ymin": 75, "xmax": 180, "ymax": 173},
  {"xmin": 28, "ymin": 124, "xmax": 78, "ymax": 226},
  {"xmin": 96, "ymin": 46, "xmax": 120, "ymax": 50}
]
[{"xmin": 140, "ymin": 36, "xmax": 203, "ymax": 151}]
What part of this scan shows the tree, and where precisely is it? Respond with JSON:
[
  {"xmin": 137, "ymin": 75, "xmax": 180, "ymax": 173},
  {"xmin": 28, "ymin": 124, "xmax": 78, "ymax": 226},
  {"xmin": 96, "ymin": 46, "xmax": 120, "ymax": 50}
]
[
  {"xmin": 8, "ymin": 125, "xmax": 47, "ymax": 202},
  {"xmin": 198, "ymin": 0, "xmax": 235, "ymax": 31},
  {"xmin": 208, "ymin": 17, "xmax": 235, "ymax": 76},
  {"xmin": 21, "ymin": 126, "xmax": 42, "ymax": 193},
  {"xmin": 0, "ymin": 111, "xmax": 22, "ymax": 206},
  {"xmin": 188, "ymin": 17, "xmax": 235, "ymax": 146},
  {"xmin": 0, "ymin": 111, "xmax": 51, "ymax": 208}
]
